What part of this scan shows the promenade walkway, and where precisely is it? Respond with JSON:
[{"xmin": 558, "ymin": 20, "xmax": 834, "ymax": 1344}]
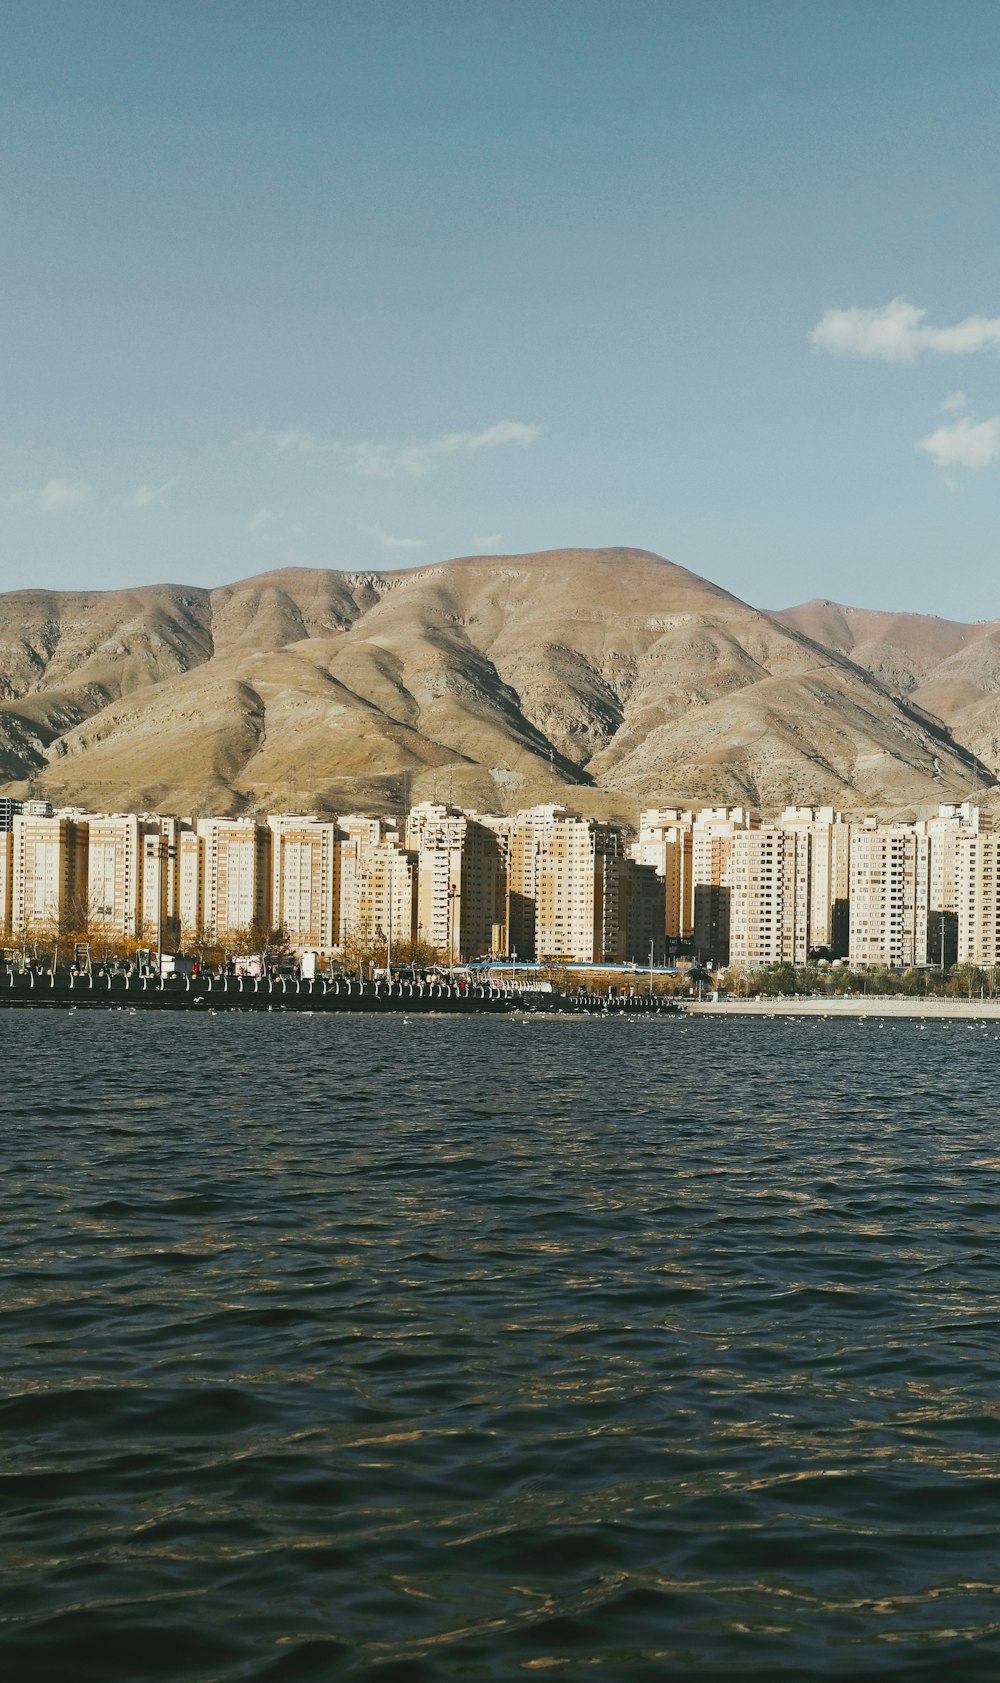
[{"xmin": 689, "ymin": 996, "xmax": 1000, "ymax": 1020}]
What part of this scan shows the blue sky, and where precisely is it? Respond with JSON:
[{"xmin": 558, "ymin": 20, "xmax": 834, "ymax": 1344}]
[{"xmin": 2, "ymin": 0, "xmax": 999, "ymax": 616}]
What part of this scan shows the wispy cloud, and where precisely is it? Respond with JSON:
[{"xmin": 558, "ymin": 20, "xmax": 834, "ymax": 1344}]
[
  {"xmin": 475, "ymin": 532, "xmax": 503, "ymax": 549},
  {"xmin": 917, "ymin": 415, "xmax": 1000, "ymax": 471},
  {"xmin": 941, "ymin": 391, "xmax": 967, "ymax": 415},
  {"xmin": 812, "ymin": 297, "xmax": 1000, "ymax": 362},
  {"xmin": 257, "ymin": 420, "xmax": 540, "ymax": 478},
  {"xmin": 2, "ymin": 477, "xmax": 92, "ymax": 512},
  {"xmin": 118, "ymin": 479, "xmax": 175, "ymax": 511},
  {"xmin": 354, "ymin": 520, "xmax": 429, "ymax": 551},
  {"xmin": 248, "ymin": 507, "xmax": 304, "ymax": 542}
]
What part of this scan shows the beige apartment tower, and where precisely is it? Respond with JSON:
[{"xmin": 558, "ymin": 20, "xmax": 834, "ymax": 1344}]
[
  {"xmin": 197, "ymin": 819, "xmax": 272, "ymax": 940},
  {"xmin": 632, "ymin": 809, "xmax": 695, "ymax": 943},
  {"xmin": 177, "ymin": 829, "xmax": 204, "ymax": 942},
  {"xmin": 336, "ymin": 815, "xmax": 396, "ymax": 948},
  {"xmin": 848, "ymin": 822, "xmax": 930, "ymax": 968},
  {"xmin": 268, "ymin": 816, "xmax": 338, "ymax": 950},
  {"xmin": 691, "ymin": 807, "xmax": 759, "ymax": 965},
  {"xmin": 535, "ymin": 814, "xmax": 623, "ymax": 964},
  {"xmin": 412, "ymin": 809, "xmax": 503, "ymax": 962},
  {"xmin": 140, "ymin": 816, "xmax": 186, "ymax": 948},
  {"xmin": 11, "ymin": 813, "xmax": 89, "ymax": 934},
  {"xmin": 358, "ymin": 836, "xmax": 418, "ymax": 954},
  {"xmin": 87, "ymin": 813, "xmax": 143, "ymax": 941},
  {"xmin": 502, "ymin": 804, "xmax": 575, "ymax": 959},
  {"xmin": 956, "ymin": 832, "xmax": 1000, "ymax": 966},
  {"xmin": 728, "ymin": 826, "xmax": 812, "ymax": 970},
  {"xmin": 0, "ymin": 830, "xmax": 12, "ymax": 937}
]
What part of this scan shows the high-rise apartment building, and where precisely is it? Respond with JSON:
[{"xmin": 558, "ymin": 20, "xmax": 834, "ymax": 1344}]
[
  {"xmin": 535, "ymin": 814, "xmax": 624, "ymax": 963},
  {"xmin": 775, "ymin": 806, "xmax": 851, "ymax": 957},
  {"xmin": 728, "ymin": 825, "xmax": 811, "ymax": 970},
  {"xmin": 955, "ymin": 832, "xmax": 1000, "ymax": 966},
  {"xmin": 359, "ymin": 836, "xmax": 417, "ymax": 954},
  {"xmin": 922, "ymin": 802, "xmax": 989, "ymax": 967},
  {"xmin": 411, "ymin": 805, "xmax": 503, "ymax": 961},
  {"xmin": 336, "ymin": 815, "xmax": 394, "ymax": 947},
  {"xmin": 691, "ymin": 807, "xmax": 759, "ymax": 965},
  {"xmin": 848, "ymin": 821, "xmax": 930, "ymax": 968},
  {"xmin": 196, "ymin": 819, "xmax": 271, "ymax": 939},
  {"xmin": 140, "ymin": 816, "xmax": 186, "ymax": 947},
  {"xmin": 631, "ymin": 809, "xmax": 695, "ymax": 943},
  {"xmin": 622, "ymin": 856, "xmax": 668, "ymax": 965},
  {"xmin": 0, "ymin": 829, "xmax": 12, "ymax": 935},
  {"xmin": 87, "ymin": 813, "xmax": 143, "ymax": 940},
  {"xmin": 11, "ymin": 813, "xmax": 89, "ymax": 933},
  {"xmin": 268, "ymin": 815, "xmax": 338, "ymax": 950},
  {"xmin": 176, "ymin": 829, "xmax": 204, "ymax": 941},
  {"xmin": 499, "ymin": 804, "xmax": 574, "ymax": 959}
]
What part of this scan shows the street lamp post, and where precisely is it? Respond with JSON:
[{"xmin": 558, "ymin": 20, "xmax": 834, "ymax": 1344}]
[
  {"xmin": 447, "ymin": 883, "xmax": 459, "ymax": 974},
  {"xmin": 146, "ymin": 835, "xmax": 176, "ymax": 976},
  {"xmin": 649, "ymin": 939, "xmax": 654, "ymax": 996}
]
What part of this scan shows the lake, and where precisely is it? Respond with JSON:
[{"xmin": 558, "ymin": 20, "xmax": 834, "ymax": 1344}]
[{"xmin": 2, "ymin": 1010, "xmax": 1000, "ymax": 1679}]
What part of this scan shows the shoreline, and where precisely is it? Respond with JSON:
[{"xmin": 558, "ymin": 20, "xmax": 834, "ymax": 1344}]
[{"xmin": 688, "ymin": 996, "xmax": 1000, "ymax": 1020}]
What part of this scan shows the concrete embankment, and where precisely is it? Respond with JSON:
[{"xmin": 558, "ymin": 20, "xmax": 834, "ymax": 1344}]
[
  {"xmin": 0, "ymin": 970, "xmax": 682, "ymax": 1017},
  {"xmin": 688, "ymin": 996, "xmax": 1000, "ymax": 1020},
  {"xmin": 0, "ymin": 971, "xmax": 514, "ymax": 1014}
]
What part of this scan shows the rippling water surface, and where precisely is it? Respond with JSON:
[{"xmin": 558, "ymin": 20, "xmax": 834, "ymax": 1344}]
[{"xmin": 3, "ymin": 1010, "xmax": 1000, "ymax": 1679}]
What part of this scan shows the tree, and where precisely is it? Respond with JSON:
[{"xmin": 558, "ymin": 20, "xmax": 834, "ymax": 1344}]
[
  {"xmin": 392, "ymin": 938, "xmax": 438, "ymax": 969},
  {"xmin": 339, "ymin": 931, "xmax": 379, "ymax": 977},
  {"xmin": 220, "ymin": 921, "xmax": 270, "ymax": 960}
]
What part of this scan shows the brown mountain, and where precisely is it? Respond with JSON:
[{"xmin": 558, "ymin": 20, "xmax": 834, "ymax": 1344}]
[
  {"xmin": 776, "ymin": 599, "xmax": 1000, "ymax": 791},
  {"xmin": 0, "ymin": 548, "xmax": 992, "ymax": 819}
]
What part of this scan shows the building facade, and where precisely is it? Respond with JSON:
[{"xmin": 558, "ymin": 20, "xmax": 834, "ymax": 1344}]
[
  {"xmin": 11, "ymin": 813, "xmax": 89, "ymax": 934},
  {"xmin": 848, "ymin": 821, "xmax": 930, "ymax": 969},
  {"xmin": 269, "ymin": 815, "xmax": 338, "ymax": 950}
]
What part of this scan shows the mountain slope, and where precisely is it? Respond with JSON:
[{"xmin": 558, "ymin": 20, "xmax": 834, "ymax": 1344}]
[
  {"xmin": 0, "ymin": 549, "xmax": 993, "ymax": 817},
  {"xmin": 776, "ymin": 599, "xmax": 1000, "ymax": 785}
]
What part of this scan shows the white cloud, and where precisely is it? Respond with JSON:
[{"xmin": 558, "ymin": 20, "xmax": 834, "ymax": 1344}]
[
  {"xmin": 812, "ymin": 297, "xmax": 1000, "ymax": 362},
  {"xmin": 38, "ymin": 477, "xmax": 91, "ymax": 511},
  {"xmin": 917, "ymin": 415, "xmax": 1000, "ymax": 470},
  {"xmin": 941, "ymin": 391, "xmax": 967, "ymax": 415},
  {"xmin": 248, "ymin": 507, "xmax": 304, "ymax": 542},
  {"xmin": 119, "ymin": 480, "xmax": 174, "ymax": 510},
  {"xmin": 355, "ymin": 520, "xmax": 428, "ymax": 551},
  {"xmin": 475, "ymin": 532, "xmax": 503, "ymax": 549},
  {"xmin": 2, "ymin": 477, "xmax": 93, "ymax": 512},
  {"xmin": 261, "ymin": 419, "xmax": 540, "ymax": 478}
]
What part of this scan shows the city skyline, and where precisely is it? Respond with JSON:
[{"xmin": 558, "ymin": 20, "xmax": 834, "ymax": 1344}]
[
  {"xmin": 2, "ymin": 3, "xmax": 1000, "ymax": 618},
  {"xmin": 3, "ymin": 793, "xmax": 997, "ymax": 974}
]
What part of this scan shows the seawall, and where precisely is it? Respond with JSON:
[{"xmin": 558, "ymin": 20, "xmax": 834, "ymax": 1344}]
[{"xmin": 0, "ymin": 971, "xmax": 682, "ymax": 1016}]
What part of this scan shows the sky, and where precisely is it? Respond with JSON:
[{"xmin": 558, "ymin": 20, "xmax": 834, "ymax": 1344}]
[{"xmin": 2, "ymin": 0, "xmax": 1000, "ymax": 617}]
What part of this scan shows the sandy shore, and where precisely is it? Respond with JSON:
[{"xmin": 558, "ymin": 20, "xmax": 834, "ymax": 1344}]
[{"xmin": 688, "ymin": 996, "xmax": 1000, "ymax": 1019}]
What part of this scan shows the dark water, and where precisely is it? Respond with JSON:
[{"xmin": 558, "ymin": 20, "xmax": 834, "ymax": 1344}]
[{"xmin": 3, "ymin": 1010, "xmax": 1000, "ymax": 1681}]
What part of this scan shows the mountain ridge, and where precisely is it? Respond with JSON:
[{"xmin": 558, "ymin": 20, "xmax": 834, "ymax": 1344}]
[{"xmin": 0, "ymin": 547, "xmax": 995, "ymax": 819}]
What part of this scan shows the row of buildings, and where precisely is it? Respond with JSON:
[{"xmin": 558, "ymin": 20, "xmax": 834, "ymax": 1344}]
[
  {"xmin": 0, "ymin": 795, "xmax": 997, "ymax": 970},
  {"xmin": 0, "ymin": 799, "xmax": 660, "ymax": 964},
  {"xmin": 634, "ymin": 799, "xmax": 995, "ymax": 971}
]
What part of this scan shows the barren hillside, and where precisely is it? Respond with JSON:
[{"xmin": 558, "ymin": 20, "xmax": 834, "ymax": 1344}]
[
  {"xmin": 0, "ymin": 549, "xmax": 993, "ymax": 817},
  {"xmin": 777, "ymin": 599, "xmax": 1000, "ymax": 788}
]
